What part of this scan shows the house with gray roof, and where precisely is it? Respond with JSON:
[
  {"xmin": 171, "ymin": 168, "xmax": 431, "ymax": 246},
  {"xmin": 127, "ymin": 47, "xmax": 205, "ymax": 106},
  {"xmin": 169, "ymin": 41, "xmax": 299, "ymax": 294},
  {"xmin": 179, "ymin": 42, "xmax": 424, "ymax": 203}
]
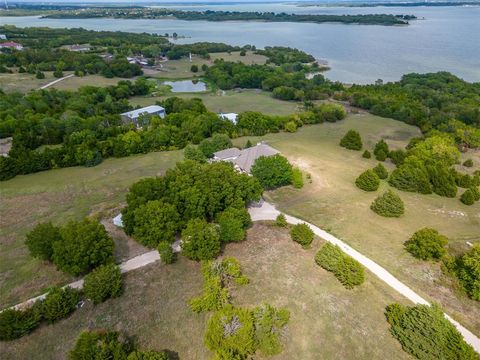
[
  {"xmin": 213, "ymin": 142, "xmax": 279, "ymax": 173},
  {"xmin": 121, "ymin": 105, "xmax": 166, "ymax": 127}
]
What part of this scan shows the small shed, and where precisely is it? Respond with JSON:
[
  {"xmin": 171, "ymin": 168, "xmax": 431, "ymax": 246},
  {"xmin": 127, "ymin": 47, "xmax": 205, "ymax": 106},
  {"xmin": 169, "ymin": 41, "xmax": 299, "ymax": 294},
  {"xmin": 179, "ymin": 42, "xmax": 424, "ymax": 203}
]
[{"xmin": 120, "ymin": 105, "xmax": 166, "ymax": 127}]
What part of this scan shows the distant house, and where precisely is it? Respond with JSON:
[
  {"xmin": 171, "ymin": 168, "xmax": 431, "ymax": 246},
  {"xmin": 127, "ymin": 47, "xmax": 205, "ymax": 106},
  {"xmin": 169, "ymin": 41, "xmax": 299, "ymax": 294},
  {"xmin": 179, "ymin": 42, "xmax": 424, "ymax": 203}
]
[
  {"xmin": 127, "ymin": 56, "xmax": 149, "ymax": 67},
  {"xmin": 0, "ymin": 42, "xmax": 23, "ymax": 50},
  {"xmin": 0, "ymin": 137, "xmax": 13, "ymax": 157},
  {"xmin": 68, "ymin": 44, "xmax": 91, "ymax": 52},
  {"xmin": 0, "ymin": 35, "xmax": 7, "ymax": 40},
  {"xmin": 219, "ymin": 113, "xmax": 238, "ymax": 125},
  {"xmin": 120, "ymin": 105, "xmax": 166, "ymax": 127},
  {"xmin": 213, "ymin": 141, "xmax": 279, "ymax": 173}
]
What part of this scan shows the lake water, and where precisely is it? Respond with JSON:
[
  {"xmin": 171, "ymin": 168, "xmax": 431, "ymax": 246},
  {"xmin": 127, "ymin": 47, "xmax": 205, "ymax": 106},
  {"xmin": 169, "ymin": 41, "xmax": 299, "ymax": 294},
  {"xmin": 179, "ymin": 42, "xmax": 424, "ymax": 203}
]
[
  {"xmin": 164, "ymin": 79, "xmax": 207, "ymax": 92},
  {"xmin": 1, "ymin": 4, "xmax": 479, "ymax": 83}
]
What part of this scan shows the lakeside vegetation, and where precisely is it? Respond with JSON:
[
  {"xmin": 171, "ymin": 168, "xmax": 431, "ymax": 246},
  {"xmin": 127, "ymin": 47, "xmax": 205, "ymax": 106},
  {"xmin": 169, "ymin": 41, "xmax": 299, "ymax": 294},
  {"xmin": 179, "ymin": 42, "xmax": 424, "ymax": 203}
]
[{"xmin": 36, "ymin": 7, "xmax": 416, "ymax": 26}]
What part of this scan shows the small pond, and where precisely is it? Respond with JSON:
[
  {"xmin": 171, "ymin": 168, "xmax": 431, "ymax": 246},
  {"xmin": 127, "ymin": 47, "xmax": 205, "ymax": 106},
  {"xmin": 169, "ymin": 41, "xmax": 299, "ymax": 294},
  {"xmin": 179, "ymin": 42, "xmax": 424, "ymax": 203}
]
[{"xmin": 163, "ymin": 80, "xmax": 207, "ymax": 93}]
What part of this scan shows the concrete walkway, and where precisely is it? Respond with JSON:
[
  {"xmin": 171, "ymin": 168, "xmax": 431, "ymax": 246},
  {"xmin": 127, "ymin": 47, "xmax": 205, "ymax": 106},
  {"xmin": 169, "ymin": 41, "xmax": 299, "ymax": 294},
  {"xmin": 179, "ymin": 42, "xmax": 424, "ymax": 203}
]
[
  {"xmin": 249, "ymin": 201, "xmax": 480, "ymax": 353},
  {"xmin": 39, "ymin": 74, "xmax": 74, "ymax": 90}
]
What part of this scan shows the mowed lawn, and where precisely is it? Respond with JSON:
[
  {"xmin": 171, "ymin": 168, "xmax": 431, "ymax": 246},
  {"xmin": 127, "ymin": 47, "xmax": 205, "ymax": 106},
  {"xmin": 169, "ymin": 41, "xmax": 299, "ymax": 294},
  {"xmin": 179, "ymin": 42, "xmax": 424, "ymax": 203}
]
[
  {"xmin": 0, "ymin": 150, "xmax": 183, "ymax": 308},
  {"xmin": 0, "ymin": 224, "xmax": 410, "ymax": 360},
  {"xmin": 130, "ymin": 90, "xmax": 301, "ymax": 115},
  {"xmin": 232, "ymin": 113, "xmax": 480, "ymax": 336}
]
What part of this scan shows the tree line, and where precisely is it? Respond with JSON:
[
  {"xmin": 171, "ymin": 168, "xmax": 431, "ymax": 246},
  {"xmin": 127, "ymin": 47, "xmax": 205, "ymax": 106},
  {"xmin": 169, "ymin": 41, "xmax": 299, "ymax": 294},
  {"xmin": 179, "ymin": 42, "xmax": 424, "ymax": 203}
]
[{"xmin": 42, "ymin": 7, "xmax": 415, "ymax": 25}]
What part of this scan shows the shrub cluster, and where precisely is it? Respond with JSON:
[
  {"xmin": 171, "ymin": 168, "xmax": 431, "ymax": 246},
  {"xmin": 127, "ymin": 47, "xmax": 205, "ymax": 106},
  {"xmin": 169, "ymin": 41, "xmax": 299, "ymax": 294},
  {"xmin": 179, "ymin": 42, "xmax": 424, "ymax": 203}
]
[
  {"xmin": 460, "ymin": 187, "xmax": 480, "ymax": 206},
  {"xmin": 122, "ymin": 161, "xmax": 262, "ymax": 252},
  {"xmin": 0, "ymin": 286, "xmax": 80, "ymax": 340},
  {"xmin": 373, "ymin": 139, "xmax": 389, "ymax": 161},
  {"xmin": 355, "ymin": 169, "xmax": 380, "ymax": 191},
  {"xmin": 290, "ymin": 223, "xmax": 314, "ymax": 248},
  {"xmin": 370, "ymin": 190, "xmax": 405, "ymax": 217},
  {"xmin": 315, "ymin": 243, "xmax": 365, "ymax": 289},
  {"xmin": 217, "ymin": 206, "xmax": 252, "ymax": 243},
  {"xmin": 385, "ymin": 303, "xmax": 477, "ymax": 360},
  {"xmin": 69, "ymin": 330, "xmax": 171, "ymax": 360},
  {"xmin": 205, "ymin": 303, "xmax": 290, "ymax": 359},
  {"xmin": 157, "ymin": 241, "xmax": 175, "ymax": 264},
  {"xmin": 83, "ymin": 264, "xmax": 123, "ymax": 304},
  {"xmin": 404, "ymin": 228, "xmax": 448, "ymax": 261},
  {"xmin": 454, "ymin": 244, "xmax": 480, "ymax": 301},
  {"xmin": 339, "ymin": 130, "xmax": 362, "ymax": 150},
  {"xmin": 275, "ymin": 214, "xmax": 288, "ymax": 227},
  {"xmin": 190, "ymin": 257, "xmax": 249, "ymax": 313},
  {"xmin": 26, "ymin": 218, "xmax": 114, "ymax": 276},
  {"xmin": 251, "ymin": 154, "xmax": 294, "ymax": 190}
]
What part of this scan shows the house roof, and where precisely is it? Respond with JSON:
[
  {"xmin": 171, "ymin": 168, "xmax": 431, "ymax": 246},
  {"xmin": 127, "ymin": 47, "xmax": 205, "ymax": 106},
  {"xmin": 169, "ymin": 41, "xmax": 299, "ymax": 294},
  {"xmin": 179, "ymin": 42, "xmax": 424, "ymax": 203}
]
[
  {"xmin": 219, "ymin": 113, "xmax": 238, "ymax": 123},
  {"xmin": 213, "ymin": 147, "xmax": 242, "ymax": 160},
  {"xmin": 233, "ymin": 143, "xmax": 279, "ymax": 173},
  {"xmin": 0, "ymin": 42, "xmax": 22, "ymax": 47},
  {"xmin": 121, "ymin": 105, "xmax": 165, "ymax": 119}
]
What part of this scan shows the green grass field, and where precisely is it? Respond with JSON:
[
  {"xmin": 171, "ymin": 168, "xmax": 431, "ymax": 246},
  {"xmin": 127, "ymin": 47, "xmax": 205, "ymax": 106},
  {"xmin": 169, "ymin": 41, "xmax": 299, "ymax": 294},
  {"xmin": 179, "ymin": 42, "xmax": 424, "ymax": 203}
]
[
  {"xmin": 0, "ymin": 224, "xmax": 410, "ymax": 360},
  {"xmin": 0, "ymin": 71, "xmax": 60, "ymax": 93},
  {"xmin": 0, "ymin": 150, "xmax": 183, "ymax": 308},
  {"xmin": 232, "ymin": 114, "xmax": 480, "ymax": 336},
  {"xmin": 131, "ymin": 89, "xmax": 301, "ymax": 115}
]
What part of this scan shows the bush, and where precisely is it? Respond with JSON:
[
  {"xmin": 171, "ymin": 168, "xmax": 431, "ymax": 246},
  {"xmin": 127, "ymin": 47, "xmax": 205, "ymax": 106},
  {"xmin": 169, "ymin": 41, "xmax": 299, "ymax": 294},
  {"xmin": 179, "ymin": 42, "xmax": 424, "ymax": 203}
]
[
  {"xmin": 389, "ymin": 149, "xmax": 406, "ymax": 165},
  {"xmin": 460, "ymin": 189, "xmax": 475, "ymax": 205},
  {"xmin": 284, "ymin": 121, "xmax": 297, "ymax": 133},
  {"xmin": 217, "ymin": 207, "xmax": 251, "ymax": 243},
  {"xmin": 157, "ymin": 241, "xmax": 175, "ymax": 264},
  {"xmin": 370, "ymin": 190, "xmax": 404, "ymax": 217},
  {"xmin": 292, "ymin": 167, "xmax": 304, "ymax": 188},
  {"xmin": 385, "ymin": 303, "xmax": 477, "ymax": 360},
  {"xmin": 83, "ymin": 264, "xmax": 123, "ymax": 304},
  {"xmin": 470, "ymin": 186, "xmax": 480, "ymax": 201},
  {"xmin": 251, "ymin": 154, "xmax": 293, "ymax": 190},
  {"xmin": 315, "ymin": 243, "xmax": 365, "ymax": 288},
  {"xmin": 25, "ymin": 222, "xmax": 62, "ymax": 261},
  {"xmin": 127, "ymin": 351, "xmax": 170, "ymax": 360},
  {"xmin": 428, "ymin": 165, "xmax": 457, "ymax": 198},
  {"xmin": 42, "ymin": 286, "xmax": 80, "ymax": 323},
  {"xmin": 362, "ymin": 150, "xmax": 371, "ymax": 159},
  {"xmin": 275, "ymin": 214, "xmax": 287, "ymax": 227},
  {"xmin": 339, "ymin": 130, "xmax": 362, "ymax": 150},
  {"xmin": 389, "ymin": 158, "xmax": 432, "ymax": 194},
  {"xmin": 290, "ymin": 223, "xmax": 314, "ymax": 248},
  {"xmin": 36, "ymin": 70, "xmax": 45, "ymax": 79},
  {"xmin": 373, "ymin": 163, "xmax": 388, "ymax": 180},
  {"xmin": 253, "ymin": 303, "xmax": 290, "ymax": 356},
  {"xmin": 240, "ymin": 50, "xmax": 246, "ymax": 56},
  {"xmin": 181, "ymin": 218, "xmax": 221, "ymax": 261},
  {"xmin": 455, "ymin": 244, "xmax": 480, "ymax": 301},
  {"xmin": 52, "ymin": 218, "xmax": 114, "ymax": 276},
  {"xmin": 205, "ymin": 305, "xmax": 256, "ymax": 358},
  {"xmin": 334, "ymin": 256, "xmax": 365, "ymax": 289},
  {"xmin": 355, "ymin": 169, "xmax": 380, "ymax": 191},
  {"xmin": 0, "ymin": 306, "xmax": 42, "ymax": 341},
  {"xmin": 69, "ymin": 330, "xmax": 134, "ymax": 360},
  {"xmin": 463, "ymin": 159, "xmax": 473, "ymax": 167},
  {"xmin": 374, "ymin": 140, "xmax": 389, "ymax": 161},
  {"xmin": 198, "ymin": 134, "xmax": 233, "ymax": 158},
  {"xmin": 190, "ymin": 64, "xmax": 198, "ymax": 73},
  {"xmin": 404, "ymin": 228, "xmax": 448, "ymax": 261}
]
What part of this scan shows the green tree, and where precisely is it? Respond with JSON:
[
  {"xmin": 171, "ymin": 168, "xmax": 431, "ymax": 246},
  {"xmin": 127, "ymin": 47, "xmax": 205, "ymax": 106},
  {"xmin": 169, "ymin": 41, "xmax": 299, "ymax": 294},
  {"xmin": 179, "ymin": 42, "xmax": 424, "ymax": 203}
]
[
  {"xmin": 0, "ymin": 306, "xmax": 42, "ymax": 341},
  {"xmin": 428, "ymin": 164, "xmax": 457, "ymax": 198},
  {"xmin": 374, "ymin": 140, "xmax": 389, "ymax": 161},
  {"xmin": 42, "ymin": 286, "xmax": 80, "ymax": 323},
  {"xmin": 36, "ymin": 70, "xmax": 45, "ymax": 79},
  {"xmin": 373, "ymin": 163, "xmax": 388, "ymax": 180},
  {"xmin": 184, "ymin": 144, "xmax": 206, "ymax": 162},
  {"xmin": 251, "ymin": 154, "xmax": 293, "ymax": 189},
  {"xmin": 217, "ymin": 207, "xmax": 251, "ymax": 243},
  {"xmin": 362, "ymin": 150, "xmax": 371, "ymax": 159},
  {"xmin": 25, "ymin": 222, "xmax": 62, "ymax": 261},
  {"xmin": 389, "ymin": 157, "xmax": 432, "ymax": 194},
  {"xmin": 460, "ymin": 189, "xmax": 475, "ymax": 205},
  {"xmin": 181, "ymin": 218, "xmax": 221, "ymax": 261},
  {"xmin": 339, "ymin": 130, "xmax": 362, "ymax": 150},
  {"xmin": 404, "ymin": 228, "xmax": 448, "ymax": 260},
  {"xmin": 253, "ymin": 303, "xmax": 290, "ymax": 356},
  {"xmin": 455, "ymin": 244, "xmax": 480, "ymax": 301},
  {"xmin": 290, "ymin": 223, "xmax": 314, "ymax": 248},
  {"xmin": 133, "ymin": 200, "xmax": 181, "ymax": 247},
  {"xmin": 355, "ymin": 169, "xmax": 380, "ymax": 191},
  {"xmin": 83, "ymin": 264, "xmax": 123, "ymax": 304},
  {"xmin": 284, "ymin": 121, "xmax": 297, "ymax": 133},
  {"xmin": 52, "ymin": 218, "xmax": 114, "ymax": 276},
  {"xmin": 190, "ymin": 64, "xmax": 199, "ymax": 73},
  {"xmin": 370, "ymin": 190, "xmax": 405, "ymax": 217},
  {"xmin": 157, "ymin": 241, "xmax": 175, "ymax": 264}
]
